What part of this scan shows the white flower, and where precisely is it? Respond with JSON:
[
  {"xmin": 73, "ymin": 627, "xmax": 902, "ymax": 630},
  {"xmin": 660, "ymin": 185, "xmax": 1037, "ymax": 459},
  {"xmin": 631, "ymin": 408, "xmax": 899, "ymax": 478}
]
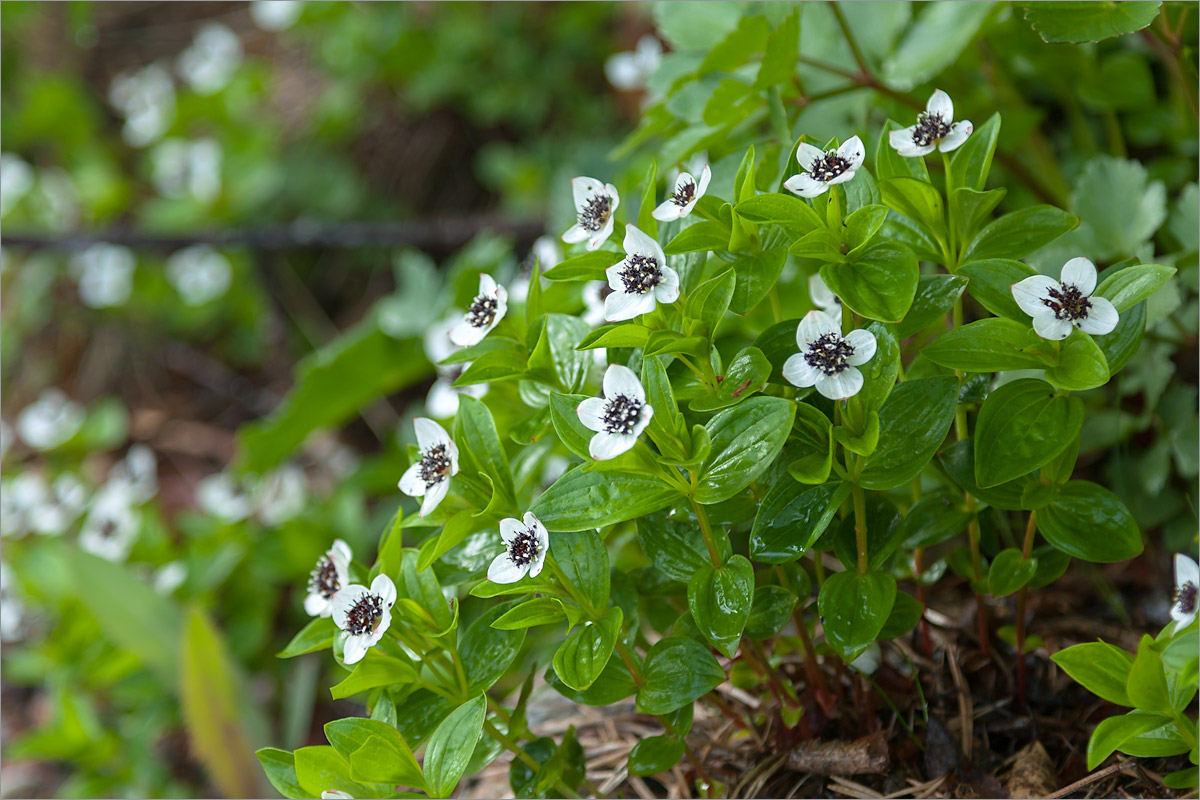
[
  {"xmin": 783, "ymin": 310, "xmax": 877, "ymax": 401},
  {"xmin": 78, "ymin": 484, "xmax": 140, "ymax": 562},
  {"xmin": 603, "ymin": 225, "xmax": 680, "ymax": 322},
  {"xmin": 1011, "ymin": 257, "xmax": 1119, "ymax": 341},
  {"xmin": 577, "ymin": 364, "xmax": 654, "ymax": 461},
  {"xmin": 1, "ymin": 562, "xmax": 24, "ymax": 641},
  {"xmin": 321, "ymin": 792, "xmax": 354, "ymax": 800},
  {"xmin": 398, "ymin": 418, "xmax": 460, "ymax": 517},
  {"xmin": 1171, "ymin": 553, "xmax": 1198, "ymax": 630},
  {"xmin": 166, "ymin": 245, "xmax": 232, "ymax": 306},
  {"xmin": 604, "ymin": 35, "xmax": 662, "ymax": 91},
  {"xmin": 487, "ymin": 512, "xmax": 550, "ymax": 584},
  {"xmin": 152, "ymin": 138, "xmax": 222, "ymax": 203},
  {"xmin": 582, "ymin": 282, "xmax": 608, "ymax": 327},
  {"xmin": 71, "ymin": 243, "xmax": 136, "ymax": 308},
  {"xmin": 154, "ymin": 561, "xmax": 188, "ymax": 595},
  {"xmin": 563, "ymin": 178, "xmax": 619, "ymax": 252},
  {"xmin": 332, "ymin": 573, "xmax": 396, "ymax": 665},
  {"xmin": 251, "ymin": 1, "xmax": 305, "ymax": 31},
  {"xmin": 809, "ymin": 273, "xmax": 842, "ymax": 325},
  {"xmin": 110, "ymin": 444, "xmax": 158, "ymax": 504},
  {"xmin": 449, "ymin": 274, "xmax": 508, "ymax": 347},
  {"xmin": 849, "ymin": 642, "xmax": 882, "ymax": 675},
  {"xmin": 254, "ymin": 465, "xmax": 308, "ymax": 526},
  {"xmin": 36, "ymin": 168, "xmax": 79, "ymax": 229},
  {"xmin": 652, "ymin": 164, "xmax": 711, "ymax": 222},
  {"xmin": 28, "ymin": 473, "xmax": 89, "ymax": 536},
  {"xmin": 177, "ymin": 23, "xmax": 242, "ymax": 95},
  {"xmin": 424, "ymin": 315, "xmax": 487, "ymax": 418},
  {"xmin": 16, "ymin": 389, "xmax": 84, "ymax": 451},
  {"xmin": 1, "ymin": 153, "xmax": 34, "ymax": 217},
  {"xmin": 889, "ymin": 90, "xmax": 972, "ymax": 157},
  {"xmin": 531, "ymin": 235, "xmax": 562, "ymax": 271},
  {"xmin": 784, "ymin": 137, "xmax": 866, "ymax": 198},
  {"xmin": 1, "ymin": 473, "xmax": 49, "ymax": 537},
  {"xmin": 305, "ymin": 539, "xmax": 352, "ymax": 617},
  {"xmin": 197, "ymin": 473, "xmax": 254, "ymax": 522},
  {"xmin": 108, "ymin": 63, "xmax": 175, "ymax": 148}
]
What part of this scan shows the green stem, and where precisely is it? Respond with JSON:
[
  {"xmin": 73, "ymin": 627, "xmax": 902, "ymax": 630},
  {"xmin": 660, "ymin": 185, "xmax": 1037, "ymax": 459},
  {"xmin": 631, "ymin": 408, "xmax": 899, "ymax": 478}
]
[
  {"xmin": 615, "ymin": 640, "xmax": 645, "ymax": 687},
  {"xmin": 852, "ymin": 483, "xmax": 869, "ymax": 573},
  {"xmin": 941, "ymin": 151, "xmax": 958, "ymax": 269},
  {"xmin": 689, "ymin": 495, "xmax": 723, "ymax": 566},
  {"xmin": 547, "ymin": 555, "xmax": 600, "ymax": 618},
  {"xmin": 1015, "ymin": 511, "xmax": 1037, "ymax": 709},
  {"xmin": 483, "ymin": 720, "xmax": 582, "ymax": 799},
  {"xmin": 829, "ymin": 1, "xmax": 870, "ymax": 74}
]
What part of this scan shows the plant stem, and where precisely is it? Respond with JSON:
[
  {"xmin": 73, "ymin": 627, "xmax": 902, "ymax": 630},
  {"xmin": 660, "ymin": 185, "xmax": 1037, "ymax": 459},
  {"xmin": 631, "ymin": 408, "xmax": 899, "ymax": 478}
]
[
  {"xmin": 775, "ymin": 565, "xmax": 829, "ymax": 695},
  {"xmin": 852, "ymin": 483, "xmax": 870, "ymax": 573},
  {"xmin": 829, "ymin": 1, "xmax": 870, "ymax": 75},
  {"xmin": 483, "ymin": 719, "xmax": 582, "ymax": 799},
  {"xmin": 689, "ymin": 495, "xmax": 723, "ymax": 566},
  {"xmin": 614, "ymin": 640, "xmax": 645, "ymax": 688},
  {"xmin": 747, "ymin": 638, "xmax": 800, "ymax": 709},
  {"xmin": 1015, "ymin": 510, "xmax": 1037, "ymax": 710}
]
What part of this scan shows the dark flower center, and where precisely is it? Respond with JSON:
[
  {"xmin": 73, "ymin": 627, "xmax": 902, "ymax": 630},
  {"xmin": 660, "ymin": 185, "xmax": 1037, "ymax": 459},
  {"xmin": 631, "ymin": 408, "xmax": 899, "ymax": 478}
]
[
  {"xmin": 1175, "ymin": 581, "xmax": 1198, "ymax": 616},
  {"xmin": 619, "ymin": 254, "xmax": 662, "ymax": 295},
  {"xmin": 1042, "ymin": 283, "xmax": 1092, "ymax": 321},
  {"xmin": 507, "ymin": 529, "xmax": 540, "ymax": 567},
  {"xmin": 99, "ymin": 518, "xmax": 118, "ymax": 539},
  {"xmin": 804, "ymin": 332, "xmax": 855, "ymax": 376},
  {"xmin": 602, "ymin": 394, "xmax": 643, "ymax": 435},
  {"xmin": 345, "ymin": 593, "xmax": 384, "ymax": 636},
  {"xmin": 671, "ymin": 179, "xmax": 696, "ymax": 207},
  {"xmin": 809, "ymin": 151, "xmax": 851, "ymax": 183},
  {"xmin": 307, "ymin": 554, "xmax": 340, "ymax": 599},
  {"xmin": 419, "ymin": 444, "xmax": 452, "ymax": 486},
  {"xmin": 579, "ymin": 192, "xmax": 613, "ymax": 233},
  {"xmin": 912, "ymin": 112, "xmax": 952, "ymax": 147},
  {"xmin": 467, "ymin": 295, "xmax": 498, "ymax": 328}
]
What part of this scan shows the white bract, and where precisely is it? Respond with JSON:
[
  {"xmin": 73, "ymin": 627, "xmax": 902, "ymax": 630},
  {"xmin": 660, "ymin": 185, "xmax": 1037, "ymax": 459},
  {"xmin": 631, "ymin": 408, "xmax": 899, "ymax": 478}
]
[
  {"xmin": 424, "ymin": 315, "xmax": 487, "ymax": 418},
  {"xmin": 166, "ymin": 244, "xmax": 233, "ymax": 306},
  {"xmin": 784, "ymin": 136, "xmax": 865, "ymax": 198},
  {"xmin": 604, "ymin": 35, "xmax": 662, "ymax": 91},
  {"xmin": 1011, "ymin": 257, "xmax": 1119, "ymax": 341},
  {"xmin": 16, "ymin": 388, "xmax": 85, "ymax": 451},
  {"xmin": 255, "ymin": 465, "xmax": 308, "ymax": 526},
  {"xmin": 889, "ymin": 90, "xmax": 973, "ymax": 157},
  {"xmin": 321, "ymin": 792, "xmax": 354, "ymax": 800},
  {"xmin": 808, "ymin": 273, "xmax": 842, "ymax": 325},
  {"xmin": 305, "ymin": 539, "xmax": 352, "ymax": 617},
  {"xmin": 783, "ymin": 310, "xmax": 877, "ymax": 401},
  {"xmin": 577, "ymin": 364, "xmax": 654, "ymax": 461},
  {"xmin": 449, "ymin": 274, "xmax": 508, "ymax": 347},
  {"xmin": 582, "ymin": 282, "xmax": 607, "ymax": 327},
  {"xmin": 197, "ymin": 473, "xmax": 254, "ymax": 522},
  {"xmin": 333, "ymin": 573, "xmax": 396, "ymax": 665},
  {"xmin": 152, "ymin": 138, "xmax": 222, "ymax": 204},
  {"xmin": 78, "ymin": 483, "xmax": 140, "ymax": 562},
  {"xmin": 487, "ymin": 512, "xmax": 550, "ymax": 584},
  {"xmin": 398, "ymin": 418, "xmax": 460, "ymax": 517},
  {"xmin": 603, "ymin": 225, "xmax": 680, "ymax": 322},
  {"xmin": 1171, "ymin": 553, "xmax": 1198, "ymax": 630},
  {"xmin": 110, "ymin": 444, "xmax": 158, "ymax": 504},
  {"xmin": 0, "ymin": 562, "xmax": 24, "ymax": 641},
  {"xmin": 108, "ymin": 63, "xmax": 175, "ymax": 148},
  {"xmin": 71, "ymin": 243, "xmax": 137, "ymax": 309},
  {"xmin": 1, "ymin": 153, "xmax": 34, "ymax": 217},
  {"xmin": 154, "ymin": 561, "xmax": 188, "ymax": 596},
  {"xmin": 563, "ymin": 178, "xmax": 619, "ymax": 252},
  {"xmin": 177, "ymin": 23, "xmax": 243, "ymax": 95},
  {"xmin": 251, "ymin": 1, "xmax": 304, "ymax": 31},
  {"xmin": 652, "ymin": 164, "xmax": 711, "ymax": 222}
]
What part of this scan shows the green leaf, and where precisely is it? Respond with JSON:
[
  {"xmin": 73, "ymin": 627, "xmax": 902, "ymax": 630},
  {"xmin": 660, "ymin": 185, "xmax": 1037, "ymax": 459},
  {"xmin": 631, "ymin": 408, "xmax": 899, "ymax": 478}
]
[
  {"xmin": 696, "ymin": 396, "xmax": 795, "ymax": 504},
  {"xmin": 1024, "ymin": 1, "xmax": 1162, "ymax": 43},
  {"xmin": 844, "ymin": 205, "xmax": 889, "ymax": 253},
  {"xmin": 948, "ymin": 113, "xmax": 1001, "ymax": 194},
  {"xmin": 974, "ymin": 379, "xmax": 1084, "ymax": 488},
  {"xmin": 875, "ymin": 120, "xmax": 931, "ymax": 183},
  {"xmin": 688, "ymin": 555, "xmax": 755, "ymax": 657},
  {"xmin": 902, "ymin": 492, "xmax": 972, "ymax": 549},
  {"xmin": 543, "ymin": 250, "xmax": 623, "ymax": 281},
  {"xmin": 923, "ymin": 318, "xmax": 1052, "ymax": 372},
  {"xmin": 330, "ymin": 649, "xmax": 420, "ymax": 700},
  {"xmin": 786, "ymin": 402, "xmax": 834, "ymax": 484},
  {"xmin": 424, "ymin": 695, "xmax": 487, "ymax": 798},
  {"xmin": 859, "ymin": 377, "xmax": 958, "ymax": 490},
  {"xmin": 553, "ymin": 607, "xmax": 623, "ymax": 690},
  {"xmin": 684, "ymin": 267, "xmax": 736, "ymax": 339},
  {"xmin": 962, "ymin": 205, "xmax": 1079, "ymax": 262},
  {"xmin": 664, "ymin": 221, "xmax": 731, "ymax": 255},
  {"xmin": 638, "ymin": 160, "xmax": 658, "ymax": 240},
  {"xmin": 789, "ymin": 228, "xmax": 843, "ymax": 258},
  {"xmin": 293, "ymin": 746, "xmax": 372, "ymax": 800},
  {"xmin": 817, "ymin": 570, "xmax": 897, "ymax": 661},
  {"xmin": 401, "ymin": 548, "xmax": 454, "ymax": 631},
  {"xmin": 1086, "ymin": 711, "xmax": 1174, "ymax": 770},
  {"xmin": 1070, "ymin": 155, "xmax": 1167, "ymax": 261},
  {"xmin": 576, "ymin": 323, "xmax": 652, "ymax": 351},
  {"xmin": 699, "ymin": 14, "xmax": 770, "ymax": 74},
  {"xmin": 1128, "ymin": 635, "xmax": 1174, "ymax": 716},
  {"xmin": 460, "ymin": 602, "xmax": 527, "ymax": 692},
  {"xmin": 277, "ymin": 616, "xmax": 336, "ymax": 659},
  {"xmin": 879, "ymin": 177, "xmax": 945, "ymax": 242},
  {"xmin": 637, "ymin": 636, "xmax": 726, "ymax": 715},
  {"xmin": 337, "ymin": 720, "xmax": 424, "ymax": 789},
  {"xmin": 821, "ymin": 242, "xmax": 919, "ymax": 323},
  {"xmin": 689, "ymin": 346, "xmax": 771, "ymax": 412},
  {"xmin": 734, "ymin": 193, "xmax": 824, "ymax": 234},
  {"xmin": 552, "ymin": 530, "xmax": 610, "ymax": 611},
  {"xmin": 653, "ymin": 0, "xmax": 743, "ymax": 50},
  {"xmin": 1052, "ymin": 641, "xmax": 1135, "ymax": 706},
  {"xmin": 238, "ymin": 322, "xmax": 430, "ymax": 472},
  {"xmin": 1038, "ymin": 480, "xmax": 1142, "ymax": 563},
  {"xmin": 729, "ymin": 248, "xmax": 787, "ymax": 315},
  {"xmin": 895, "ymin": 275, "xmax": 969, "ymax": 340},
  {"xmin": 745, "ymin": 585, "xmax": 798, "ymax": 640},
  {"xmin": 987, "ymin": 549, "xmax": 1038, "ymax": 597},
  {"xmin": 958, "ymin": 259, "xmax": 1037, "ymax": 322},
  {"xmin": 527, "ymin": 314, "xmax": 593, "ymax": 393},
  {"xmin": 952, "ymin": 186, "xmax": 1008, "ymax": 243},
  {"xmin": 755, "ymin": 7, "xmax": 799, "ymax": 88},
  {"xmin": 939, "ymin": 438, "xmax": 1031, "ymax": 511},
  {"xmin": 881, "ymin": 2, "xmax": 997, "ymax": 89},
  {"xmin": 181, "ymin": 606, "xmax": 266, "ymax": 798},
  {"xmin": 629, "ymin": 735, "xmax": 687, "ymax": 776},
  {"xmin": 492, "ymin": 597, "xmax": 569, "ymax": 630},
  {"xmin": 1045, "ymin": 330, "xmax": 1110, "ymax": 392},
  {"xmin": 638, "ymin": 509, "xmax": 731, "ymax": 583},
  {"xmin": 1095, "ymin": 264, "xmax": 1176, "ymax": 313},
  {"xmin": 879, "ymin": 591, "xmax": 924, "ymax": 640},
  {"xmin": 754, "ymin": 318, "xmax": 804, "ymax": 385},
  {"xmin": 1097, "ymin": 300, "xmax": 1145, "ymax": 376},
  {"xmin": 547, "ymin": 657, "xmax": 638, "ymax": 707},
  {"xmin": 531, "ymin": 466, "xmax": 682, "ymax": 532},
  {"xmin": 548, "ymin": 393, "xmax": 594, "ymax": 461},
  {"xmin": 454, "ymin": 347, "xmax": 528, "ymax": 385},
  {"xmin": 257, "ymin": 749, "xmax": 306, "ymax": 800}
]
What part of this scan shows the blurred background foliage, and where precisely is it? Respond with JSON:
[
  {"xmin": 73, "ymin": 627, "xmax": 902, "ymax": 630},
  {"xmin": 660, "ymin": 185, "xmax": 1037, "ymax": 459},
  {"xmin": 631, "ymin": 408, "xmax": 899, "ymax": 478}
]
[{"xmin": 0, "ymin": 1, "xmax": 1195, "ymax": 797}]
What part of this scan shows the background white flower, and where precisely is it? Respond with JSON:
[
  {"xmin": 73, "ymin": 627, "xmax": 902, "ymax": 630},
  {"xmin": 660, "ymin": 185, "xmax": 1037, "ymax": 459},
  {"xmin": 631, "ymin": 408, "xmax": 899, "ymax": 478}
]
[
  {"xmin": 16, "ymin": 389, "xmax": 85, "ymax": 451},
  {"xmin": 154, "ymin": 561, "xmax": 188, "ymax": 596},
  {"xmin": 110, "ymin": 444, "xmax": 158, "ymax": 504},
  {"xmin": 604, "ymin": 35, "xmax": 662, "ymax": 91},
  {"xmin": 398, "ymin": 418, "xmax": 460, "ymax": 516},
  {"xmin": 197, "ymin": 473, "xmax": 254, "ymax": 522},
  {"xmin": 177, "ymin": 23, "xmax": 243, "ymax": 95},
  {"xmin": 1, "ymin": 153, "xmax": 34, "ymax": 217},
  {"xmin": 783, "ymin": 310, "xmax": 877, "ymax": 400},
  {"xmin": 563, "ymin": 178, "xmax": 619, "ymax": 251},
  {"xmin": 255, "ymin": 465, "xmax": 308, "ymax": 526},
  {"xmin": 487, "ymin": 512, "xmax": 550, "ymax": 584},
  {"xmin": 78, "ymin": 483, "xmax": 141, "ymax": 562},
  {"xmin": 889, "ymin": 90, "xmax": 972, "ymax": 157},
  {"xmin": 808, "ymin": 273, "xmax": 842, "ymax": 324},
  {"xmin": 108, "ymin": 63, "xmax": 175, "ymax": 148},
  {"xmin": 652, "ymin": 164, "xmax": 710, "ymax": 221},
  {"xmin": 577, "ymin": 364, "xmax": 654, "ymax": 460},
  {"xmin": 603, "ymin": 224, "xmax": 680, "ymax": 322},
  {"xmin": 1171, "ymin": 553, "xmax": 1198, "ymax": 630},
  {"xmin": 333, "ymin": 574, "xmax": 396, "ymax": 665},
  {"xmin": 582, "ymin": 282, "xmax": 607, "ymax": 327},
  {"xmin": 305, "ymin": 539, "xmax": 352, "ymax": 617},
  {"xmin": 784, "ymin": 137, "xmax": 865, "ymax": 198},
  {"xmin": 1, "ymin": 562, "xmax": 25, "ymax": 641},
  {"xmin": 450, "ymin": 274, "xmax": 508, "ymax": 347},
  {"xmin": 251, "ymin": 1, "xmax": 305, "ymax": 31},
  {"xmin": 424, "ymin": 315, "xmax": 487, "ymax": 417},
  {"xmin": 152, "ymin": 138, "xmax": 222, "ymax": 204},
  {"xmin": 71, "ymin": 243, "xmax": 137, "ymax": 308},
  {"xmin": 1012, "ymin": 257, "xmax": 1118, "ymax": 341},
  {"xmin": 166, "ymin": 245, "xmax": 233, "ymax": 306}
]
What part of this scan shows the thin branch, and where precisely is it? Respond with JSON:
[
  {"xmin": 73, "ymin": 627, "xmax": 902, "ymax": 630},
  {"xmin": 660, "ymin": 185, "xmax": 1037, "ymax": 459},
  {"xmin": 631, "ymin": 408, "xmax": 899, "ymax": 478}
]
[{"xmin": 829, "ymin": 2, "xmax": 870, "ymax": 76}]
